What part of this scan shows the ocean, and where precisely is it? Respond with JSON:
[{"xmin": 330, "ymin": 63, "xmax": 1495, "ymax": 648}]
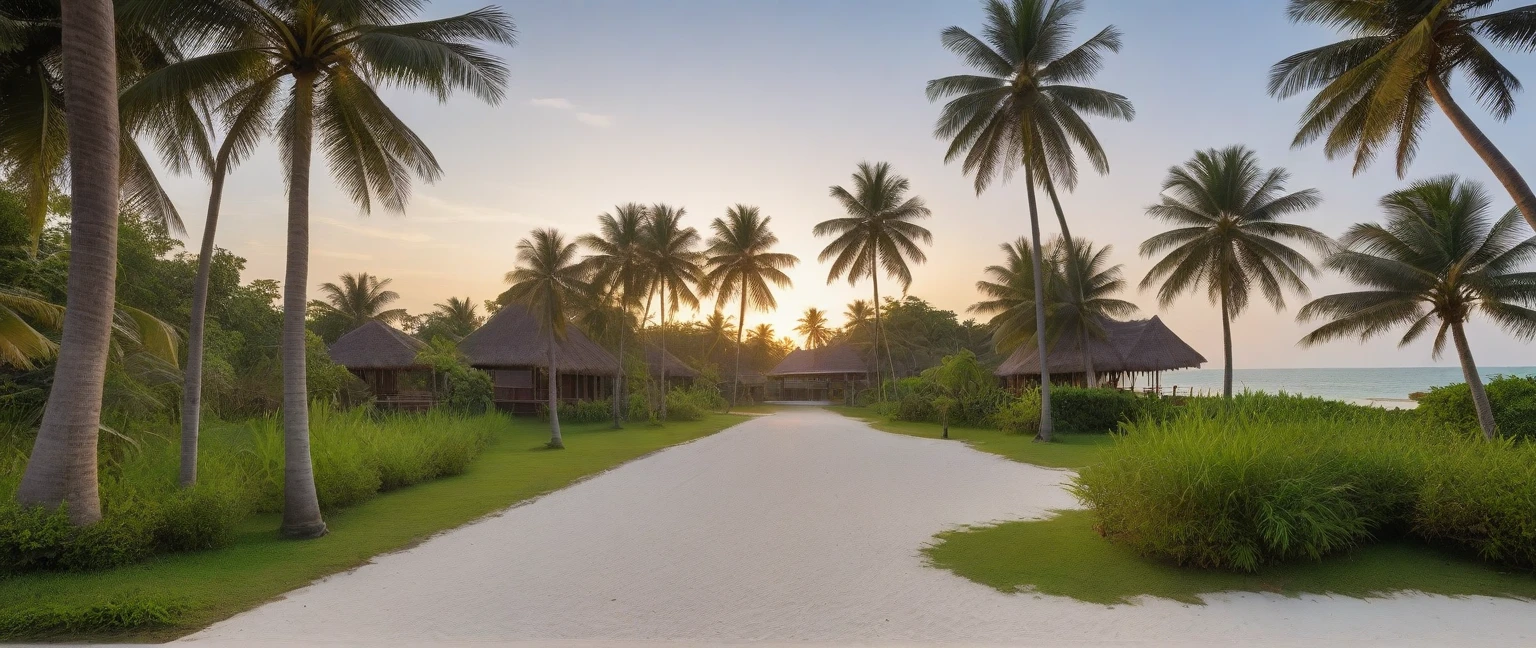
[{"xmin": 1151, "ymin": 366, "xmax": 1536, "ymax": 406}]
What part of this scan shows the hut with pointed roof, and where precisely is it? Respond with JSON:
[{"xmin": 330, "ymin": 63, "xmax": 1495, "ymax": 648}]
[
  {"xmin": 765, "ymin": 343, "xmax": 870, "ymax": 403},
  {"xmin": 328, "ymin": 320, "xmax": 435, "ymax": 411},
  {"xmin": 645, "ymin": 344, "xmax": 700, "ymax": 389},
  {"xmin": 458, "ymin": 303, "xmax": 620, "ymax": 414},
  {"xmin": 995, "ymin": 316, "xmax": 1206, "ymax": 392}
]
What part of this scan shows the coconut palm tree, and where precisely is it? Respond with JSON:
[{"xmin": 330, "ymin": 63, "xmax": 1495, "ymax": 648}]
[
  {"xmin": 0, "ymin": 287, "xmax": 64, "ymax": 370},
  {"xmin": 1300, "ymin": 176, "xmax": 1536, "ymax": 440},
  {"xmin": 747, "ymin": 323, "xmax": 776, "ymax": 347},
  {"xmin": 641, "ymin": 203, "xmax": 702, "ymax": 419},
  {"xmin": 815, "ymin": 161, "xmax": 933, "ymax": 401},
  {"xmin": 429, "ymin": 297, "xmax": 482, "ymax": 339},
  {"xmin": 578, "ymin": 203, "xmax": 649, "ymax": 427},
  {"xmin": 701, "ymin": 204, "xmax": 797, "ymax": 409},
  {"xmin": 504, "ymin": 229, "xmax": 588, "ymax": 449},
  {"xmin": 843, "ymin": 300, "xmax": 873, "ymax": 339},
  {"xmin": 972, "ymin": 238, "xmax": 1049, "ymax": 358},
  {"xmin": 1269, "ymin": 0, "xmax": 1536, "ymax": 230},
  {"xmin": 1050, "ymin": 239, "xmax": 1137, "ymax": 387},
  {"xmin": 699, "ymin": 310, "xmax": 737, "ymax": 364},
  {"xmin": 311, "ymin": 272, "xmax": 409, "ymax": 330},
  {"xmin": 926, "ymin": 0, "xmax": 1135, "ymax": 441},
  {"xmin": 13, "ymin": 0, "xmax": 121, "ymax": 525},
  {"xmin": 795, "ymin": 307, "xmax": 833, "ymax": 349},
  {"xmin": 122, "ymin": 0, "xmax": 515, "ymax": 537},
  {"xmin": 1140, "ymin": 146, "xmax": 1331, "ymax": 400}
]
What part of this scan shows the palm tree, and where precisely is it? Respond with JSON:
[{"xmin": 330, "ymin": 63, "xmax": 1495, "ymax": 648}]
[
  {"xmin": 641, "ymin": 203, "xmax": 703, "ymax": 419},
  {"xmin": 126, "ymin": 0, "xmax": 516, "ymax": 538},
  {"xmin": 1269, "ymin": 0, "xmax": 1536, "ymax": 230},
  {"xmin": 504, "ymin": 229, "xmax": 588, "ymax": 449},
  {"xmin": 795, "ymin": 307, "xmax": 833, "ymax": 349},
  {"xmin": 578, "ymin": 203, "xmax": 649, "ymax": 427},
  {"xmin": 843, "ymin": 300, "xmax": 873, "ymax": 339},
  {"xmin": 815, "ymin": 162, "xmax": 933, "ymax": 401},
  {"xmin": 699, "ymin": 310, "xmax": 737, "ymax": 363},
  {"xmin": 311, "ymin": 272, "xmax": 409, "ymax": 330},
  {"xmin": 747, "ymin": 323, "xmax": 777, "ymax": 347},
  {"xmin": 0, "ymin": 287, "xmax": 64, "ymax": 370},
  {"xmin": 1300, "ymin": 177, "xmax": 1536, "ymax": 440},
  {"xmin": 430, "ymin": 297, "xmax": 482, "ymax": 339},
  {"xmin": 1050, "ymin": 239, "xmax": 1137, "ymax": 387},
  {"xmin": 926, "ymin": 0, "xmax": 1135, "ymax": 441},
  {"xmin": 972, "ymin": 238, "xmax": 1049, "ymax": 358},
  {"xmin": 14, "ymin": 0, "xmax": 121, "ymax": 525},
  {"xmin": 1140, "ymin": 146, "xmax": 1331, "ymax": 400},
  {"xmin": 701, "ymin": 204, "xmax": 797, "ymax": 410}
]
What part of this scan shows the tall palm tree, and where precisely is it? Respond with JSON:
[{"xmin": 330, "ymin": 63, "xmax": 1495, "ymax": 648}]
[
  {"xmin": 1050, "ymin": 239, "xmax": 1137, "ymax": 387},
  {"xmin": 126, "ymin": 0, "xmax": 516, "ymax": 538},
  {"xmin": 1269, "ymin": 0, "xmax": 1536, "ymax": 230},
  {"xmin": 311, "ymin": 272, "xmax": 409, "ymax": 330},
  {"xmin": 1140, "ymin": 146, "xmax": 1331, "ymax": 400},
  {"xmin": 430, "ymin": 297, "xmax": 482, "ymax": 339},
  {"xmin": 926, "ymin": 0, "xmax": 1135, "ymax": 441},
  {"xmin": 504, "ymin": 229, "xmax": 588, "ymax": 449},
  {"xmin": 642, "ymin": 203, "xmax": 702, "ymax": 419},
  {"xmin": 795, "ymin": 307, "xmax": 833, "ymax": 349},
  {"xmin": 1300, "ymin": 176, "xmax": 1536, "ymax": 440},
  {"xmin": 578, "ymin": 203, "xmax": 649, "ymax": 427},
  {"xmin": 701, "ymin": 204, "xmax": 796, "ymax": 410},
  {"xmin": 815, "ymin": 161, "xmax": 933, "ymax": 401},
  {"xmin": 14, "ymin": 0, "xmax": 120, "ymax": 525}
]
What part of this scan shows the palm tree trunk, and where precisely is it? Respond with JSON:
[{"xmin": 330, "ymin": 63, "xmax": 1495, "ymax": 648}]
[
  {"xmin": 611, "ymin": 306, "xmax": 624, "ymax": 429},
  {"xmin": 658, "ymin": 282, "xmax": 669, "ymax": 420},
  {"xmin": 278, "ymin": 73, "xmax": 326, "ymax": 539},
  {"xmin": 1450, "ymin": 321, "xmax": 1496, "ymax": 440},
  {"xmin": 871, "ymin": 264, "xmax": 885, "ymax": 403},
  {"xmin": 179, "ymin": 149, "xmax": 232, "ymax": 487},
  {"xmin": 731, "ymin": 276, "xmax": 747, "ymax": 410},
  {"xmin": 1025, "ymin": 164, "xmax": 1053, "ymax": 442},
  {"xmin": 1045, "ymin": 178, "xmax": 1073, "ymax": 247},
  {"xmin": 547, "ymin": 338, "xmax": 564, "ymax": 448},
  {"xmin": 1426, "ymin": 78, "xmax": 1536, "ymax": 232},
  {"xmin": 1081, "ymin": 326, "xmax": 1097, "ymax": 388},
  {"xmin": 1220, "ymin": 284, "xmax": 1234, "ymax": 401},
  {"xmin": 15, "ymin": 0, "xmax": 118, "ymax": 525}
]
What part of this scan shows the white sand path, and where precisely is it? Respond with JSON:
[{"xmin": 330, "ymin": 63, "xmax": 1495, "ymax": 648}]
[{"xmin": 174, "ymin": 408, "xmax": 1536, "ymax": 647}]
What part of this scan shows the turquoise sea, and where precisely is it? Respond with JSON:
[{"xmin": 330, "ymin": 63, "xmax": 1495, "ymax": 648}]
[{"xmin": 1154, "ymin": 366, "xmax": 1536, "ymax": 405}]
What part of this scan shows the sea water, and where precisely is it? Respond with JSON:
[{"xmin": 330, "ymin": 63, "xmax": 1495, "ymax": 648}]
[{"xmin": 1153, "ymin": 366, "xmax": 1536, "ymax": 405}]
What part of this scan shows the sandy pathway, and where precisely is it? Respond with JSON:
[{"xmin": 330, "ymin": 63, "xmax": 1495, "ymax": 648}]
[{"xmin": 179, "ymin": 408, "xmax": 1536, "ymax": 647}]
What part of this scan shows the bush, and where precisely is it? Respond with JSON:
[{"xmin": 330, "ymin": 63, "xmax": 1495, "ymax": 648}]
[
  {"xmin": 1050, "ymin": 387, "xmax": 1140, "ymax": 433},
  {"xmin": 993, "ymin": 389, "xmax": 1042, "ymax": 435},
  {"xmin": 1414, "ymin": 438, "xmax": 1536, "ymax": 568},
  {"xmin": 443, "ymin": 366, "xmax": 493, "ymax": 415},
  {"xmin": 551, "ymin": 399, "xmax": 612, "ymax": 424},
  {"xmin": 894, "ymin": 390, "xmax": 935, "ymax": 423},
  {"xmin": 1418, "ymin": 375, "xmax": 1536, "ymax": 441}
]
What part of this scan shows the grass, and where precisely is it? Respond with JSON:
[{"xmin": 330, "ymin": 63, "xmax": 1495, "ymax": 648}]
[
  {"xmin": 926, "ymin": 510, "xmax": 1536, "ymax": 605},
  {"xmin": 822, "ymin": 405, "xmax": 1112, "ymax": 470},
  {"xmin": 0, "ymin": 414, "xmax": 746, "ymax": 642}
]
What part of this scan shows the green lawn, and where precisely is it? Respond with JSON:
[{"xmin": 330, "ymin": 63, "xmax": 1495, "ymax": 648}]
[
  {"xmin": 822, "ymin": 405, "xmax": 1112, "ymax": 469},
  {"xmin": 824, "ymin": 405, "xmax": 1536, "ymax": 605},
  {"xmin": 0, "ymin": 414, "xmax": 746, "ymax": 642}
]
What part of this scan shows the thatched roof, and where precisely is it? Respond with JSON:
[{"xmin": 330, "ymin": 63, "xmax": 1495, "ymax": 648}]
[
  {"xmin": 767, "ymin": 343, "xmax": 869, "ymax": 376},
  {"xmin": 458, "ymin": 303, "xmax": 620, "ymax": 375},
  {"xmin": 328, "ymin": 320, "xmax": 428, "ymax": 370},
  {"xmin": 995, "ymin": 316, "xmax": 1206, "ymax": 377},
  {"xmin": 645, "ymin": 344, "xmax": 700, "ymax": 379}
]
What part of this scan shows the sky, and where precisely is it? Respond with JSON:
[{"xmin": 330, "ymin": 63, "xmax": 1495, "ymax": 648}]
[{"xmin": 148, "ymin": 0, "xmax": 1536, "ymax": 370}]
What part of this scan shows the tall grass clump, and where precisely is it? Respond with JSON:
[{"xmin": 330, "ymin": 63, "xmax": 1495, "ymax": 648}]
[{"xmin": 1413, "ymin": 437, "xmax": 1536, "ymax": 569}]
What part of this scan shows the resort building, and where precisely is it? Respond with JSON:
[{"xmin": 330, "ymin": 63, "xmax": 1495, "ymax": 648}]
[
  {"xmin": 327, "ymin": 320, "xmax": 435, "ymax": 411},
  {"xmin": 645, "ymin": 344, "xmax": 701, "ymax": 389},
  {"xmin": 458, "ymin": 304, "xmax": 620, "ymax": 414},
  {"xmin": 995, "ymin": 316, "xmax": 1206, "ymax": 393},
  {"xmin": 765, "ymin": 343, "xmax": 870, "ymax": 403}
]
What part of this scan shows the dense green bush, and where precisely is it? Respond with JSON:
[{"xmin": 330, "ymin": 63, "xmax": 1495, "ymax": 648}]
[
  {"xmin": 443, "ymin": 366, "xmax": 494, "ymax": 414},
  {"xmin": 1414, "ymin": 438, "xmax": 1536, "ymax": 568},
  {"xmin": 1050, "ymin": 387, "xmax": 1141, "ymax": 432},
  {"xmin": 1417, "ymin": 375, "xmax": 1536, "ymax": 440},
  {"xmin": 665, "ymin": 385, "xmax": 725, "ymax": 421},
  {"xmin": 549, "ymin": 399, "xmax": 613, "ymax": 424},
  {"xmin": 993, "ymin": 389, "xmax": 1042, "ymax": 435}
]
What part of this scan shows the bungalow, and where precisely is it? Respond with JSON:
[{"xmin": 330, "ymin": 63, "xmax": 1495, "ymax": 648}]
[
  {"xmin": 765, "ymin": 343, "xmax": 870, "ymax": 404},
  {"xmin": 995, "ymin": 316, "xmax": 1206, "ymax": 392},
  {"xmin": 645, "ymin": 344, "xmax": 700, "ymax": 390},
  {"xmin": 458, "ymin": 304, "xmax": 620, "ymax": 414},
  {"xmin": 327, "ymin": 320, "xmax": 434, "ymax": 411}
]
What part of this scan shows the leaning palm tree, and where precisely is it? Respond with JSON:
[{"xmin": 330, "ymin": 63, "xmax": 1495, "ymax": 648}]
[
  {"xmin": 1049, "ymin": 239, "xmax": 1137, "ymax": 387},
  {"xmin": 795, "ymin": 307, "xmax": 833, "ymax": 350},
  {"xmin": 504, "ymin": 229, "xmax": 588, "ymax": 449},
  {"xmin": 14, "ymin": 0, "xmax": 121, "ymax": 525},
  {"xmin": 1140, "ymin": 146, "xmax": 1331, "ymax": 400},
  {"xmin": 123, "ymin": 0, "xmax": 516, "ymax": 538},
  {"xmin": 642, "ymin": 203, "xmax": 703, "ymax": 419},
  {"xmin": 1300, "ymin": 177, "xmax": 1536, "ymax": 440},
  {"xmin": 311, "ymin": 272, "xmax": 410, "ymax": 330},
  {"xmin": 815, "ymin": 161, "xmax": 933, "ymax": 401},
  {"xmin": 701, "ymin": 204, "xmax": 797, "ymax": 410},
  {"xmin": 1269, "ymin": 0, "xmax": 1536, "ymax": 230},
  {"xmin": 926, "ymin": 0, "xmax": 1134, "ymax": 441},
  {"xmin": 578, "ymin": 203, "xmax": 649, "ymax": 427}
]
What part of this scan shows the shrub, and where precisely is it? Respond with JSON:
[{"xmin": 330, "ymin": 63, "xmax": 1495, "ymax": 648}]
[
  {"xmin": 1050, "ymin": 387, "xmax": 1140, "ymax": 433},
  {"xmin": 550, "ymin": 399, "xmax": 613, "ymax": 424},
  {"xmin": 894, "ymin": 390, "xmax": 935, "ymax": 422},
  {"xmin": 993, "ymin": 389, "xmax": 1042, "ymax": 435},
  {"xmin": 627, "ymin": 392, "xmax": 654, "ymax": 423},
  {"xmin": 443, "ymin": 366, "xmax": 493, "ymax": 414},
  {"xmin": 1413, "ymin": 438, "xmax": 1536, "ymax": 568},
  {"xmin": 1418, "ymin": 375, "xmax": 1536, "ymax": 441}
]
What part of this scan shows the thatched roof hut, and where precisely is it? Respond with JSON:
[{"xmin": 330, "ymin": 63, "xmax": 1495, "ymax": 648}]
[
  {"xmin": 996, "ymin": 316, "xmax": 1205, "ymax": 379},
  {"xmin": 645, "ymin": 344, "xmax": 700, "ymax": 379},
  {"xmin": 328, "ymin": 320, "xmax": 428, "ymax": 370},
  {"xmin": 767, "ymin": 343, "xmax": 869, "ymax": 376},
  {"xmin": 459, "ymin": 303, "xmax": 619, "ymax": 375}
]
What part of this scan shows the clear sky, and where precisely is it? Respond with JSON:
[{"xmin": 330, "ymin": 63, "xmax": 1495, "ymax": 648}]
[{"xmin": 149, "ymin": 0, "xmax": 1536, "ymax": 369}]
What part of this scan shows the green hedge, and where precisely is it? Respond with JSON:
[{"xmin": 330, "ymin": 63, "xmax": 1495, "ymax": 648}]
[
  {"xmin": 1417, "ymin": 375, "xmax": 1536, "ymax": 441},
  {"xmin": 1050, "ymin": 387, "xmax": 1142, "ymax": 433}
]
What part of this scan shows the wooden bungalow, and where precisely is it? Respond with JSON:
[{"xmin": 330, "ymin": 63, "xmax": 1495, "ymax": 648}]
[
  {"xmin": 765, "ymin": 343, "xmax": 870, "ymax": 404},
  {"xmin": 995, "ymin": 316, "xmax": 1206, "ymax": 393},
  {"xmin": 458, "ymin": 303, "xmax": 620, "ymax": 414},
  {"xmin": 328, "ymin": 320, "xmax": 435, "ymax": 411},
  {"xmin": 645, "ymin": 344, "xmax": 700, "ymax": 390}
]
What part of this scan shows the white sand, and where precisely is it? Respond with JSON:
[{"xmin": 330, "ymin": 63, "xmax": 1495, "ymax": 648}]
[{"xmin": 176, "ymin": 408, "xmax": 1536, "ymax": 647}]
